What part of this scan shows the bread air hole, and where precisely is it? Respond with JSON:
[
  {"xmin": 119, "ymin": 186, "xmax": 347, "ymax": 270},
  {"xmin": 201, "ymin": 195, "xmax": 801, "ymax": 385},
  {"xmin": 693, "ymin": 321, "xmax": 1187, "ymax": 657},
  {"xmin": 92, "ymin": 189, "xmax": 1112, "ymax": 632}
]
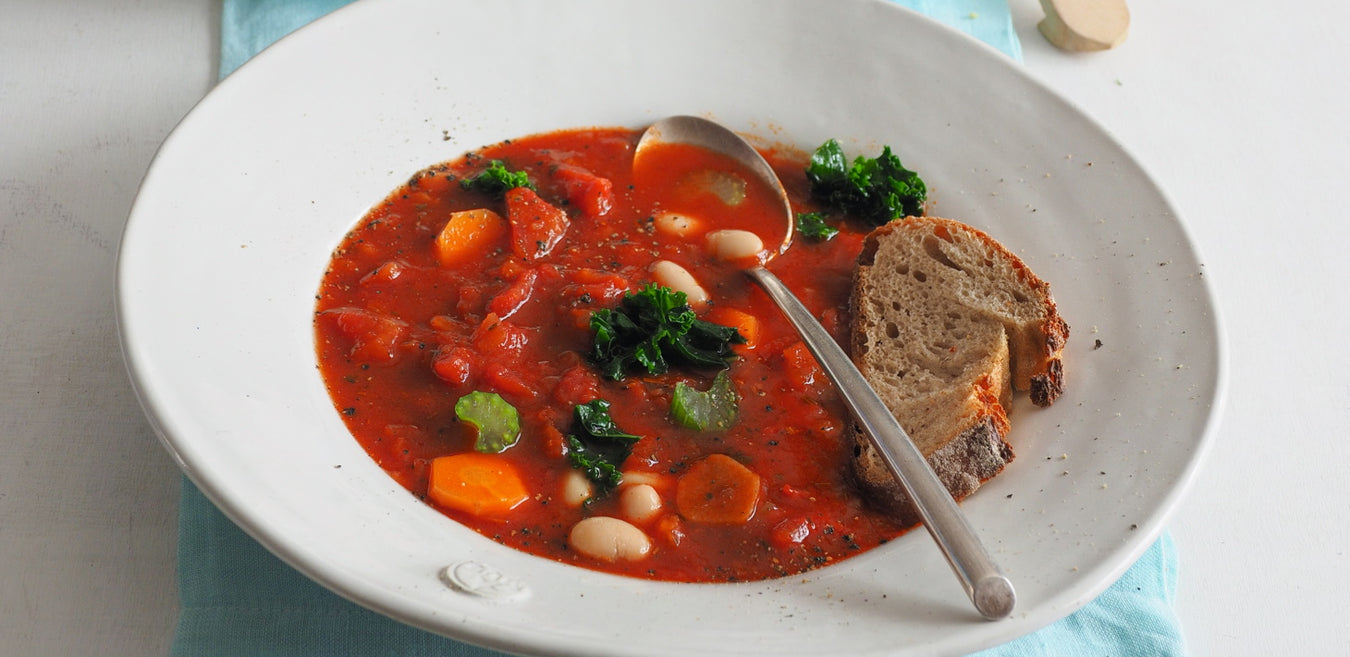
[
  {"xmin": 922, "ymin": 236, "xmax": 966, "ymax": 272},
  {"xmin": 942, "ymin": 323, "xmax": 969, "ymax": 339},
  {"xmin": 943, "ymin": 313, "xmax": 969, "ymax": 338}
]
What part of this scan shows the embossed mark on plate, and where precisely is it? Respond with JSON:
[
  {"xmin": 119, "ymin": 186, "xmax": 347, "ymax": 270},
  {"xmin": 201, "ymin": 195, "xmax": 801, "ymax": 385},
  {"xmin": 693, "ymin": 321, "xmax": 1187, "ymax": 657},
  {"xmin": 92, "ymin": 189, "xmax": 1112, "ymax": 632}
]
[{"xmin": 440, "ymin": 561, "xmax": 530, "ymax": 603}]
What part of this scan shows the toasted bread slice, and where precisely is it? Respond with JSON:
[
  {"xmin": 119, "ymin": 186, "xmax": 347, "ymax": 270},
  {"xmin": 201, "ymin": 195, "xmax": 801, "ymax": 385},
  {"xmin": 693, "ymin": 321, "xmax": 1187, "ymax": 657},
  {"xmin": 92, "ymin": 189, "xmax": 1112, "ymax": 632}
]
[{"xmin": 849, "ymin": 216, "xmax": 1068, "ymax": 523}]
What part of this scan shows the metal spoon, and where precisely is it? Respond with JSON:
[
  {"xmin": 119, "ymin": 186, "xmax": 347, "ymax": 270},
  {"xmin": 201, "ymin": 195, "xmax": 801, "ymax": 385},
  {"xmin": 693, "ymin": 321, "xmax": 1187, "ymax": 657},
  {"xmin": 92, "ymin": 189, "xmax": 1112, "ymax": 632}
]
[{"xmin": 635, "ymin": 115, "xmax": 1015, "ymax": 620}]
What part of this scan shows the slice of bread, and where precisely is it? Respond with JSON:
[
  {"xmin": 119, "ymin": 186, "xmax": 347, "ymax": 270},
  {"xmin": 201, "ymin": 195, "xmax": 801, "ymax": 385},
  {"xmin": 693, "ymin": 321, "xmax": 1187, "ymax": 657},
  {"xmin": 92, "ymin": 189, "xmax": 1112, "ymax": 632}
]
[{"xmin": 848, "ymin": 216, "xmax": 1069, "ymax": 523}]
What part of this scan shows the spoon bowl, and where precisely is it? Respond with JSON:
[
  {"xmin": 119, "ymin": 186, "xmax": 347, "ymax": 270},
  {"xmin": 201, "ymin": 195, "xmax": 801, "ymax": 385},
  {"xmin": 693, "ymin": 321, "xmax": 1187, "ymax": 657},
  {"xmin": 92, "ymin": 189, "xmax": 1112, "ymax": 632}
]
[
  {"xmin": 635, "ymin": 115, "xmax": 794, "ymax": 258},
  {"xmin": 636, "ymin": 116, "xmax": 1016, "ymax": 620}
]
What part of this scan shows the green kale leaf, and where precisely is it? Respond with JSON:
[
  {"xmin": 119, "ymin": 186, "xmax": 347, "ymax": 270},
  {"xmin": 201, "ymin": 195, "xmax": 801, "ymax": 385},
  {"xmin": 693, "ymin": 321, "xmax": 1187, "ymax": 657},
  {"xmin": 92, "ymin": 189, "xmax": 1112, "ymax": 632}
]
[
  {"xmin": 805, "ymin": 139, "xmax": 926, "ymax": 226},
  {"xmin": 795, "ymin": 211, "xmax": 839, "ymax": 241},
  {"xmin": 565, "ymin": 399, "xmax": 641, "ymax": 491},
  {"xmin": 588, "ymin": 283, "xmax": 746, "ymax": 381},
  {"xmin": 460, "ymin": 160, "xmax": 535, "ymax": 198}
]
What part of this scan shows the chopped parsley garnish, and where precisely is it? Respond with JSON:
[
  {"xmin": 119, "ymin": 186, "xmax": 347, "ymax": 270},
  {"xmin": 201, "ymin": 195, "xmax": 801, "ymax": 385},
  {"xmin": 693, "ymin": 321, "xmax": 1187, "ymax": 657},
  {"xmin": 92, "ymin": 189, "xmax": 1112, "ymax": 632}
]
[
  {"xmin": 460, "ymin": 159, "xmax": 534, "ymax": 197},
  {"xmin": 804, "ymin": 139, "xmax": 926, "ymax": 227},
  {"xmin": 588, "ymin": 283, "xmax": 746, "ymax": 381},
  {"xmin": 565, "ymin": 399, "xmax": 642, "ymax": 491}
]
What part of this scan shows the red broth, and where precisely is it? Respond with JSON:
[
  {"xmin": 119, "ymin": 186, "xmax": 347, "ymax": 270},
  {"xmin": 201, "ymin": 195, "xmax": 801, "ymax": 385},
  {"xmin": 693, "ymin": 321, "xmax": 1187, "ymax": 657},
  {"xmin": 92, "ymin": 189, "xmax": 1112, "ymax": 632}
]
[{"xmin": 314, "ymin": 127, "xmax": 911, "ymax": 582}]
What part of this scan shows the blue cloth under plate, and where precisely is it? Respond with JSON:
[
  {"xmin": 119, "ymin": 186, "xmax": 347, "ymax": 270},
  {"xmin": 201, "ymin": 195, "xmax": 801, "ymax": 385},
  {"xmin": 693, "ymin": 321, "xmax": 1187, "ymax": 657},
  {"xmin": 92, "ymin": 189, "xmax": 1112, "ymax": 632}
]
[{"xmin": 175, "ymin": 1, "xmax": 1185, "ymax": 655}]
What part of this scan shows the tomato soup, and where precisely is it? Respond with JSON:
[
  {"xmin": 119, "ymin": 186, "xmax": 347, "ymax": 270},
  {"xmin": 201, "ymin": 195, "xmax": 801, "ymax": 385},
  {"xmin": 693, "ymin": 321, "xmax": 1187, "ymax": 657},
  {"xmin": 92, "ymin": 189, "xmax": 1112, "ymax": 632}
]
[{"xmin": 314, "ymin": 127, "xmax": 911, "ymax": 582}]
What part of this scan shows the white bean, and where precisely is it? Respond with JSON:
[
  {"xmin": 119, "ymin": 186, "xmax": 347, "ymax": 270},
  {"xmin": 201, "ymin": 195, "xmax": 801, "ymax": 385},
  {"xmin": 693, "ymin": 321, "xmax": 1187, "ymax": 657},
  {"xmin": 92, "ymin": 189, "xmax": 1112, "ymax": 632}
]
[
  {"xmin": 706, "ymin": 229, "xmax": 765, "ymax": 262},
  {"xmin": 619, "ymin": 470, "xmax": 670, "ymax": 489},
  {"xmin": 568, "ymin": 516, "xmax": 653, "ymax": 562},
  {"xmin": 619, "ymin": 484, "xmax": 663, "ymax": 524},
  {"xmin": 651, "ymin": 260, "xmax": 709, "ymax": 308},
  {"xmin": 560, "ymin": 469, "xmax": 592, "ymax": 507},
  {"xmin": 652, "ymin": 211, "xmax": 703, "ymax": 237}
]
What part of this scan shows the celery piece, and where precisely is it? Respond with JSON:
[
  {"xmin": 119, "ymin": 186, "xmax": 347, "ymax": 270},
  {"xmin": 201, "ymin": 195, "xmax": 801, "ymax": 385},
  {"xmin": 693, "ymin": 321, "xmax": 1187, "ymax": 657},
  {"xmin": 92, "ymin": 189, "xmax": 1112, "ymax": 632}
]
[
  {"xmin": 671, "ymin": 370, "xmax": 739, "ymax": 432},
  {"xmin": 455, "ymin": 391, "xmax": 521, "ymax": 453},
  {"xmin": 684, "ymin": 168, "xmax": 747, "ymax": 206}
]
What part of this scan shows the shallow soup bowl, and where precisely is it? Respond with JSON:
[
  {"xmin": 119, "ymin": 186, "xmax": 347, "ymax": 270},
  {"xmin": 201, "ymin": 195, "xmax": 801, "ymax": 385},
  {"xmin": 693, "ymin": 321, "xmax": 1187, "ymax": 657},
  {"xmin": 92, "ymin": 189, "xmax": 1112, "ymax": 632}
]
[{"xmin": 116, "ymin": 1, "xmax": 1223, "ymax": 655}]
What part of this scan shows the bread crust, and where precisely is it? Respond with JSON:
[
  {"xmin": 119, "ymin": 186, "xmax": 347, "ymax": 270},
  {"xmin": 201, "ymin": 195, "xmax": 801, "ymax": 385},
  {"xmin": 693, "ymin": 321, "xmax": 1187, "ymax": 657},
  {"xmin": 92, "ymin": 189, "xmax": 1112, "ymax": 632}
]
[
  {"xmin": 851, "ymin": 377, "xmax": 1014, "ymax": 525},
  {"xmin": 848, "ymin": 216, "xmax": 1067, "ymax": 520}
]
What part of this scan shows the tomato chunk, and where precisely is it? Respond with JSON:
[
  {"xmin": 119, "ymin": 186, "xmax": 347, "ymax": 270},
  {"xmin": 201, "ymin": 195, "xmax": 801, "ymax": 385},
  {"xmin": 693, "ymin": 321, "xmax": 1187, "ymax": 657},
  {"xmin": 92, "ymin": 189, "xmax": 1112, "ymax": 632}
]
[
  {"xmin": 323, "ymin": 307, "xmax": 408, "ymax": 364},
  {"xmin": 505, "ymin": 187, "xmax": 570, "ymax": 260},
  {"xmin": 487, "ymin": 269, "xmax": 538, "ymax": 320},
  {"xmin": 769, "ymin": 517, "xmax": 815, "ymax": 549},
  {"xmin": 553, "ymin": 164, "xmax": 614, "ymax": 218},
  {"xmin": 552, "ymin": 365, "xmax": 601, "ymax": 407},
  {"xmin": 471, "ymin": 314, "xmax": 530, "ymax": 363},
  {"xmin": 431, "ymin": 346, "xmax": 477, "ymax": 387},
  {"xmin": 781, "ymin": 341, "xmax": 824, "ymax": 389}
]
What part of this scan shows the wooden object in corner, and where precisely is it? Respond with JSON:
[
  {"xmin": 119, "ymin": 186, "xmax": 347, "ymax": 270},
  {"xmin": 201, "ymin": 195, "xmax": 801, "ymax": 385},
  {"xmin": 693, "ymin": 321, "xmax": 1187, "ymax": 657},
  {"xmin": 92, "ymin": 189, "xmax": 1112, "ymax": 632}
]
[{"xmin": 1038, "ymin": 0, "xmax": 1130, "ymax": 51}]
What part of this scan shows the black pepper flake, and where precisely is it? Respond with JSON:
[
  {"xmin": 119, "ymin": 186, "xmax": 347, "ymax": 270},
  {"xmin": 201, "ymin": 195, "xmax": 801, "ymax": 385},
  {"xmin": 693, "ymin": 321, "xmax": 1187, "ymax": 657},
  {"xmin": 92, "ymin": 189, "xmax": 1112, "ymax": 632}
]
[
  {"xmin": 342, "ymin": 407, "xmax": 356, "ymax": 416},
  {"xmin": 1093, "ymin": 339, "xmax": 1104, "ymax": 350}
]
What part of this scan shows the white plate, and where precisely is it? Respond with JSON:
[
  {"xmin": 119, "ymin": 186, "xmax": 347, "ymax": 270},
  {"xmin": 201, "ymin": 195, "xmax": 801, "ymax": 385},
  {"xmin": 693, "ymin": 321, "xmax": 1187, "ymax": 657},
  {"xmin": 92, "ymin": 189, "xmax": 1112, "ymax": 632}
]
[{"xmin": 116, "ymin": 0, "xmax": 1224, "ymax": 655}]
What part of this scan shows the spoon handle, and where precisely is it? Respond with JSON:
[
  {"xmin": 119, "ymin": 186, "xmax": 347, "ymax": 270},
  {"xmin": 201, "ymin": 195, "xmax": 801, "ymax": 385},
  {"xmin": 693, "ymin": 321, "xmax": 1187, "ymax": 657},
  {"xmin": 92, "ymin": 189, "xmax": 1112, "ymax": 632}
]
[{"xmin": 745, "ymin": 266, "xmax": 1015, "ymax": 620}]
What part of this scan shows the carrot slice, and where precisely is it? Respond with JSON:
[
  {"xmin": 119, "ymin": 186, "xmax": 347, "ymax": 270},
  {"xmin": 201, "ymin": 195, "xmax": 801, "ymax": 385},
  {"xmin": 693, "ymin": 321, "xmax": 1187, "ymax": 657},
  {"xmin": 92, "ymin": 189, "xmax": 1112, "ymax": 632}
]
[
  {"xmin": 434, "ymin": 208, "xmax": 509, "ymax": 267},
  {"xmin": 428, "ymin": 453, "xmax": 530, "ymax": 517},
  {"xmin": 705, "ymin": 307, "xmax": 760, "ymax": 350},
  {"xmin": 675, "ymin": 454, "xmax": 761, "ymax": 524}
]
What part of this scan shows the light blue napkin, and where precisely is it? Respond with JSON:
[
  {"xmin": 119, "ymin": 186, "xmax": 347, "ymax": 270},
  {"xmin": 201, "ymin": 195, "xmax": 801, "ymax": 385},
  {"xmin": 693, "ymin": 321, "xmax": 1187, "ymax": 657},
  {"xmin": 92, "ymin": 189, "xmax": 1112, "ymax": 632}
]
[
  {"xmin": 218, "ymin": 0, "xmax": 1021, "ymax": 78},
  {"xmin": 176, "ymin": 2, "xmax": 1183, "ymax": 655}
]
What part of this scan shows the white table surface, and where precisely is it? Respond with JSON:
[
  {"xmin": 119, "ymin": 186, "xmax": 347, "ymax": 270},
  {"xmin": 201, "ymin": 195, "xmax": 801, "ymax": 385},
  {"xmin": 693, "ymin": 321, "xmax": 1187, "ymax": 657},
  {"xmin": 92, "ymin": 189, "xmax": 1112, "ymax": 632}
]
[{"xmin": 3, "ymin": 1, "xmax": 1347, "ymax": 655}]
